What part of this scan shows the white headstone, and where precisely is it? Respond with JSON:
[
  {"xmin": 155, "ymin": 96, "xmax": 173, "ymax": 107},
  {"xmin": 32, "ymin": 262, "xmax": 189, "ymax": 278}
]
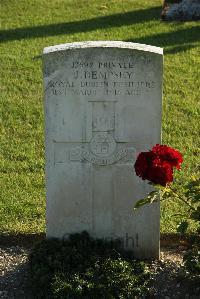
[{"xmin": 43, "ymin": 41, "xmax": 163, "ymax": 259}]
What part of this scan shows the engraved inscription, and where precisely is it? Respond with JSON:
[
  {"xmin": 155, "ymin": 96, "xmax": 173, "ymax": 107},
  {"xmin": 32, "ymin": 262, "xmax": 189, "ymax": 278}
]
[
  {"xmin": 82, "ymin": 147, "xmax": 135, "ymax": 165},
  {"xmin": 69, "ymin": 147, "xmax": 82, "ymax": 161},
  {"xmin": 73, "ymin": 70, "xmax": 134, "ymax": 80},
  {"xmin": 71, "ymin": 58, "xmax": 151, "ymax": 69},
  {"xmin": 47, "ymin": 79, "xmax": 156, "ymax": 98},
  {"xmin": 54, "ymin": 98, "xmax": 136, "ymax": 166},
  {"xmin": 54, "ymin": 142, "xmax": 136, "ymax": 166},
  {"xmin": 90, "ymin": 133, "xmax": 116, "ymax": 157},
  {"xmin": 47, "ymin": 55, "xmax": 157, "ymax": 98},
  {"xmin": 92, "ymin": 116, "xmax": 114, "ymax": 131},
  {"xmin": 92, "ymin": 101, "xmax": 115, "ymax": 132}
]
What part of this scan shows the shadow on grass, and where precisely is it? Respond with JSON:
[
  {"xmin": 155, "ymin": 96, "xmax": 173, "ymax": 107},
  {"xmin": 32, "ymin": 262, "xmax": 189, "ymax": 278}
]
[
  {"xmin": 0, "ymin": 232, "xmax": 198, "ymax": 248},
  {"xmin": 1, "ymin": 5, "xmax": 198, "ymax": 54},
  {"xmin": 0, "ymin": 6, "xmax": 161, "ymax": 43},
  {"xmin": 0, "ymin": 232, "xmax": 45, "ymax": 247},
  {"xmin": 164, "ymin": 44, "xmax": 198, "ymax": 54},
  {"xmin": 126, "ymin": 26, "xmax": 200, "ymax": 53}
]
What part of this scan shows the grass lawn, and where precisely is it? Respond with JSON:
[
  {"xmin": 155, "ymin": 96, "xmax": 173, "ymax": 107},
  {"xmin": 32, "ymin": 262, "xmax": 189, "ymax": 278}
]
[{"xmin": 0, "ymin": 0, "xmax": 199, "ymax": 235}]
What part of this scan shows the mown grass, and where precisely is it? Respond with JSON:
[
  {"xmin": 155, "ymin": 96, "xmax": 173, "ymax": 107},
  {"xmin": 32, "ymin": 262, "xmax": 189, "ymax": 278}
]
[{"xmin": 0, "ymin": 0, "xmax": 199, "ymax": 235}]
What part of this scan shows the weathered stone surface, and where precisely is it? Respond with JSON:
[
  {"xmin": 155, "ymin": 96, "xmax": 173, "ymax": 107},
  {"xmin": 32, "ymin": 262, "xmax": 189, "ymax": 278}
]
[{"xmin": 43, "ymin": 41, "xmax": 163, "ymax": 258}]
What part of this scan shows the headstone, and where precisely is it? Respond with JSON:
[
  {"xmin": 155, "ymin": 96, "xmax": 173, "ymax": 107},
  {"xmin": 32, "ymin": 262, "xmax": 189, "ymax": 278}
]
[{"xmin": 43, "ymin": 41, "xmax": 163, "ymax": 259}]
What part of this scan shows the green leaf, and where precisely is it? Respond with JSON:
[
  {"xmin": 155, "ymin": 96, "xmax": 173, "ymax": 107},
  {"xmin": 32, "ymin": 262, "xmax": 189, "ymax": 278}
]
[
  {"xmin": 134, "ymin": 198, "xmax": 151, "ymax": 209},
  {"xmin": 134, "ymin": 191, "xmax": 159, "ymax": 210}
]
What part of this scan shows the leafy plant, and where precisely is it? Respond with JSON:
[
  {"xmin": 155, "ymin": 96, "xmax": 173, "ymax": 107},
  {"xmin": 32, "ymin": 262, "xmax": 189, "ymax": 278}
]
[
  {"xmin": 30, "ymin": 231, "xmax": 150, "ymax": 298},
  {"xmin": 133, "ymin": 145, "xmax": 200, "ymax": 276},
  {"xmin": 183, "ymin": 243, "xmax": 200, "ymax": 275},
  {"xmin": 134, "ymin": 177, "xmax": 200, "ymax": 235}
]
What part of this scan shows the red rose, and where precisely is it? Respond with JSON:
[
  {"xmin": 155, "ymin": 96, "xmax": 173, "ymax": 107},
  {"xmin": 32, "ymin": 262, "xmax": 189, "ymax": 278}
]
[
  {"xmin": 146, "ymin": 161, "xmax": 173, "ymax": 186},
  {"xmin": 134, "ymin": 145, "xmax": 183, "ymax": 186},
  {"xmin": 152, "ymin": 144, "xmax": 183, "ymax": 169},
  {"xmin": 134, "ymin": 151, "xmax": 156, "ymax": 180}
]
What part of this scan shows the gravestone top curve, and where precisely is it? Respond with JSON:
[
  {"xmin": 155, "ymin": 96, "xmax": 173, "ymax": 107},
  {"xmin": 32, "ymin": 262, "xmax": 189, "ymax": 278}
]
[{"xmin": 43, "ymin": 41, "xmax": 163, "ymax": 55}]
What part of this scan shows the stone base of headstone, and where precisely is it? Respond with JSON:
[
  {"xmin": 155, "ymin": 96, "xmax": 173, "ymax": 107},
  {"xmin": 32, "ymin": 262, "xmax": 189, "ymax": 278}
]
[{"xmin": 162, "ymin": 0, "xmax": 200, "ymax": 21}]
